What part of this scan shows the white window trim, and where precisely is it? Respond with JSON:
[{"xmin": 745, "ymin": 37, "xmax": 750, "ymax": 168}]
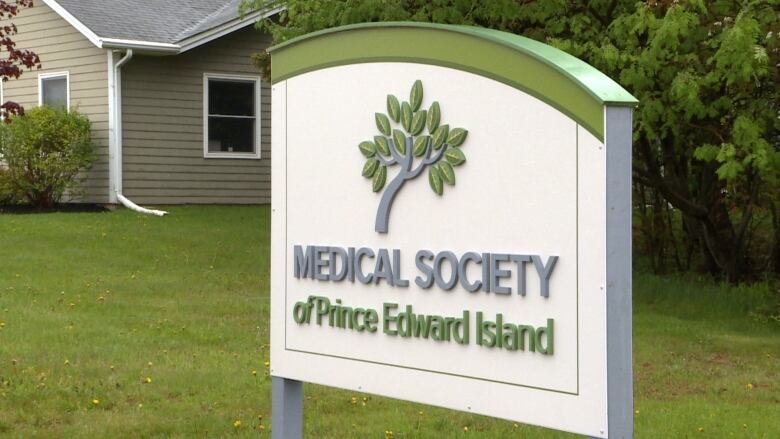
[
  {"xmin": 203, "ymin": 72, "xmax": 262, "ymax": 159},
  {"xmin": 38, "ymin": 71, "xmax": 71, "ymax": 110}
]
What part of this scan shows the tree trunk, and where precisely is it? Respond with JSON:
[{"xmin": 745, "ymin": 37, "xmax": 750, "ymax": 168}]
[{"xmin": 375, "ymin": 172, "xmax": 408, "ymax": 234}]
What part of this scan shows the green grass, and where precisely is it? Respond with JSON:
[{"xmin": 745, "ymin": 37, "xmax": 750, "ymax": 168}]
[{"xmin": 0, "ymin": 206, "xmax": 777, "ymax": 438}]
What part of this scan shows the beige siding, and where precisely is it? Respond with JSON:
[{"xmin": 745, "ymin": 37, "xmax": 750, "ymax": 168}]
[
  {"xmin": 0, "ymin": 3, "xmax": 109, "ymax": 203},
  {"xmin": 121, "ymin": 27, "xmax": 271, "ymax": 204}
]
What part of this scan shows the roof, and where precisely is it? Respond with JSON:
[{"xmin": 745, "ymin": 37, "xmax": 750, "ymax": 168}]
[
  {"xmin": 43, "ymin": 0, "xmax": 279, "ymax": 53},
  {"xmin": 268, "ymin": 22, "xmax": 638, "ymax": 140}
]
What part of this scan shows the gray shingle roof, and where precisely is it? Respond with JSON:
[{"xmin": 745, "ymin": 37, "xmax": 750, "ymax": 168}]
[{"xmin": 53, "ymin": 0, "xmax": 247, "ymax": 44}]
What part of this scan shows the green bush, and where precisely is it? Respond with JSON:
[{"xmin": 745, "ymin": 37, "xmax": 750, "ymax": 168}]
[
  {"xmin": 0, "ymin": 167, "xmax": 19, "ymax": 204},
  {"xmin": 0, "ymin": 106, "xmax": 95, "ymax": 207}
]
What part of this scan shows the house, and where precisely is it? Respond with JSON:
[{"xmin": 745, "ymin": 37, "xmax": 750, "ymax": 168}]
[{"xmin": 1, "ymin": 0, "xmax": 278, "ymax": 209}]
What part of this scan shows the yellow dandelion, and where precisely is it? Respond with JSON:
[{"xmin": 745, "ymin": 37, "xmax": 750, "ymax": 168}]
[
  {"xmin": 110, "ymin": 365, "xmax": 115, "ymax": 371},
  {"xmin": 463, "ymin": 426, "xmax": 469, "ymax": 432},
  {"xmin": 418, "ymin": 411, "xmax": 424, "ymax": 416},
  {"xmin": 635, "ymin": 410, "xmax": 639, "ymax": 415},
  {"xmin": 252, "ymin": 370, "xmax": 257, "ymax": 376},
  {"xmin": 745, "ymin": 383, "xmax": 754, "ymax": 390},
  {"xmin": 147, "ymin": 361, "xmax": 153, "ymax": 367},
  {"xmin": 697, "ymin": 427, "xmax": 704, "ymax": 433},
  {"xmin": 98, "ymin": 296, "xmax": 105, "ymax": 302},
  {"xmin": 92, "ymin": 399, "xmax": 100, "ymax": 406},
  {"xmin": 513, "ymin": 423, "xmax": 519, "ymax": 429},
  {"xmin": 264, "ymin": 361, "xmax": 270, "ymax": 367},
  {"xmin": 144, "ymin": 376, "xmax": 152, "ymax": 384},
  {"xmin": 233, "ymin": 420, "xmax": 241, "ymax": 428},
  {"xmin": 384, "ymin": 431, "xmax": 394, "ymax": 439},
  {"xmin": 350, "ymin": 396, "xmax": 358, "ymax": 405},
  {"xmin": 64, "ymin": 359, "xmax": 70, "ymax": 366},
  {"xmin": 258, "ymin": 424, "xmax": 265, "ymax": 431},
  {"xmin": 69, "ymin": 303, "xmax": 75, "ymax": 308},
  {"xmin": 138, "ymin": 403, "xmax": 143, "ymax": 409}
]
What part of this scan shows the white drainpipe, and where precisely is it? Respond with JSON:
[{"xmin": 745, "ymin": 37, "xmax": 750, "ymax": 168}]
[{"xmin": 108, "ymin": 49, "xmax": 167, "ymax": 216}]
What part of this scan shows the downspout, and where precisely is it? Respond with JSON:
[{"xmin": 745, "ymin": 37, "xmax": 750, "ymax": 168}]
[{"xmin": 110, "ymin": 49, "xmax": 167, "ymax": 216}]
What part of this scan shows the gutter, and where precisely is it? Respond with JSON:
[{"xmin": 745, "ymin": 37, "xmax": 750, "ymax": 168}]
[{"xmin": 108, "ymin": 49, "xmax": 167, "ymax": 216}]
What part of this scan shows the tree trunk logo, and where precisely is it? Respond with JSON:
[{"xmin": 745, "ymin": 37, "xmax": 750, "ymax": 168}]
[{"xmin": 359, "ymin": 80, "xmax": 469, "ymax": 234}]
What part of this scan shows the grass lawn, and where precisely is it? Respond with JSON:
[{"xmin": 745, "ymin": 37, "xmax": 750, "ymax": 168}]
[{"xmin": 0, "ymin": 206, "xmax": 778, "ymax": 438}]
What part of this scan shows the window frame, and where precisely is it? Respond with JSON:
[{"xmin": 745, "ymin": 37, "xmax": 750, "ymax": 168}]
[
  {"xmin": 38, "ymin": 71, "xmax": 71, "ymax": 110},
  {"xmin": 203, "ymin": 72, "xmax": 262, "ymax": 159}
]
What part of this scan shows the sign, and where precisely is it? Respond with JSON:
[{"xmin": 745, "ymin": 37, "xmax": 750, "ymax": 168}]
[{"xmin": 269, "ymin": 22, "xmax": 637, "ymax": 438}]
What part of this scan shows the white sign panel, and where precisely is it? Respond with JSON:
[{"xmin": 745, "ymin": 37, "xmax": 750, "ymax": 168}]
[{"xmin": 269, "ymin": 22, "xmax": 635, "ymax": 439}]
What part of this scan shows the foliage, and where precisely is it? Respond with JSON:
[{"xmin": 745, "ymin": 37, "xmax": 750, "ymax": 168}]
[
  {"xmin": 0, "ymin": 0, "xmax": 40, "ymax": 118},
  {"xmin": 0, "ymin": 167, "xmax": 20, "ymax": 204},
  {"xmin": 0, "ymin": 106, "xmax": 95, "ymax": 207},
  {"xmin": 243, "ymin": 0, "xmax": 780, "ymax": 281}
]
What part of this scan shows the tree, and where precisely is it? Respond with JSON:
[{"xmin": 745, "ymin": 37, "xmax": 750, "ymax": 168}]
[
  {"xmin": 0, "ymin": 0, "xmax": 41, "ymax": 118},
  {"xmin": 244, "ymin": 0, "xmax": 780, "ymax": 281},
  {"xmin": 359, "ymin": 80, "xmax": 468, "ymax": 233}
]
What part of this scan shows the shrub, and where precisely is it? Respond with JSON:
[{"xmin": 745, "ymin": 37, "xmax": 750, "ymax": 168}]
[
  {"xmin": 0, "ymin": 167, "xmax": 19, "ymax": 204},
  {"xmin": 0, "ymin": 106, "xmax": 95, "ymax": 207}
]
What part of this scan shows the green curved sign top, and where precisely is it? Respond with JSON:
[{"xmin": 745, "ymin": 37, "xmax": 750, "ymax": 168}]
[{"xmin": 268, "ymin": 22, "xmax": 637, "ymax": 140}]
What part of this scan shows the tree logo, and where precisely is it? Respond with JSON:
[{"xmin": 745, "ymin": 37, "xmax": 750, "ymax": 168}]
[{"xmin": 359, "ymin": 80, "xmax": 469, "ymax": 234}]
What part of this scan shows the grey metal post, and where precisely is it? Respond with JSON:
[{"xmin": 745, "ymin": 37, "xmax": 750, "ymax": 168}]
[
  {"xmin": 594, "ymin": 106, "xmax": 634, "ymax": 439},
  {"xmin": 272, "ymin": 376, "xmax": 303, "ymax": 439}
]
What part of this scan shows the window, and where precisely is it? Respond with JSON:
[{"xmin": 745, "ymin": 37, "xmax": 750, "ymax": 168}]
[
  {"xmin": 39, "ymin": 72, "xmax": 70, "ymax": 110},
  {"xmin": 203, "ymin": 73, "xmax": 261, "ymax": 159}
]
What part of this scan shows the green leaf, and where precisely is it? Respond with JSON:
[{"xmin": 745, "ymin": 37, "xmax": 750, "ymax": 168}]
[
  {"xmin": 401, "ymin": 102, "xmax": 412, "ymax": 133},
  {"xmin": 445, "ymin": 146, "xmax": 466, "ymax": 166},
  {"xmin": 447, "ymin": 128, "xmax": 468, "ymax": 147},
  {"xmin": 387, "ymin": 95, "xmax": 401, "ymax": 122},
  {"xmin": 392, "ymin": 129, "xmax": 407, "ymax": 155},
  {"xmin": 693, "ymin": 144, "xmax": 719, "ymax": 162},
  {"xmin": 438, "ymin": 161, "xmax": 456, "ymax": 185},
  {"xmin": 374, "ymin": 136, "xmax": 391, "ymax": 156},
  {"xmin": 362, "ymin": 159, "xmax": 379, "ymax": 178},
  {"xmin": 375, "ymin": 113, "xmax": 391, "ymax": 136},
  {"xmin": 410, "ymin": 80, "xmax": 423, "ymax": 111},
  {"xmin": 410, "ymin": 110, "xmax": 427, "ymax": 136},
  {"xmin": 359, "ymin": 141, "xmax": 376, "ymax": 157},
  {"xmin": 428, "ymin": 166, "xmax": 443, "ymax": 196},
  {"xmin": 413, "ymin": 136, "xmax": 429, "ymax": 157},
  {"xmin": 427, "ymin": 102, "xmax": 440, "ymax": 132},
  {"xmin": 431, "ymin": 124, "xmax": 449, "ymax": 150},
  {"xmin": 372, "ymin": 165, "xmax": 387, "ymax": 192}
]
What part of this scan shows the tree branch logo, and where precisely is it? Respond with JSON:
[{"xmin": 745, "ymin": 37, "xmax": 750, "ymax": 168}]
[{"xmin": 359, "ymin": 80, "xmax": 469, "ymax": 234}]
